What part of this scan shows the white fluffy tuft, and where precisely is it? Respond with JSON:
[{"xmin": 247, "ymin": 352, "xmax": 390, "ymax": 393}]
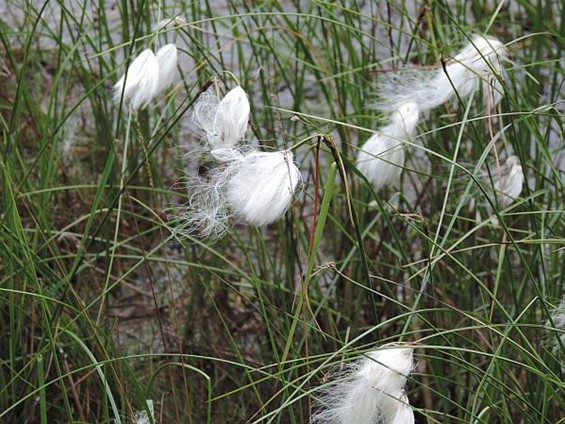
[
  {"xmin": 356, "ymin": 133, "xmax": 406, "ymax": 191},
  {"xmin": 191, "ymin": 87, "xmax": 221, "ymax": 141},
  {"xmin": 441, "ymin": 34, "xmax": 508, "ymax": 109},
  {"xmin": 155, "ymin": 44, "xmax": 178, "ymax": 95},
  {"xmin": 113, "ymin": 49, "xmax": 160, "ymax": 111},
  {"xmin": 374, "ymin": 34, "xmax": 508, "ymax": 113},
  {"xmin": 178, "ymin": 148, "xmax": 301, "ymax": 238},
  {"xmin": 180, "ymin": 85, "xmax": 298, "ymax": 237},
  {"xmin": 223, "ymin": 150, "xmax": 301, "ymax": 226},
  {"xmin": 374, "ymin": 68, "xmax": 446, "ymax": 113},
  {"xmin": 113, "ymin": 45, "xmax": 179, "ymax": 110},
  {"xmin": 311, "ymin": 346, "xmax": 416, "ymax": 424},
  {"xmin": 212, "ymin": 86, "xmax": 250, "ymax": 147},
  {"xmin": 177, "ymin": 175, "xmax": 232, "ymax": 240},
  {"xmin": 192, "ymin": 86, "xmax": 250, "ymax": 149},
  {"xmin": 493, "ymin": 155, "xmax": 524, "ymax": 207},
  {"xmin": 356, "ymin": 102, "xmax": 420, "ymax": 190}
]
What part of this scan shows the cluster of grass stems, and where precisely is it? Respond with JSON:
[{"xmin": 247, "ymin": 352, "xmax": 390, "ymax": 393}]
[{"xmin": 0, "ymin": 0, "xmax": 563, "ymax": 422}]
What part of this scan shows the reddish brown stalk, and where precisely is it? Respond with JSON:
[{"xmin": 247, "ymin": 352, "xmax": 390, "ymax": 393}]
[{"xmin": 306, "ymin": 136, "xmax": 322, "ymax": 259}]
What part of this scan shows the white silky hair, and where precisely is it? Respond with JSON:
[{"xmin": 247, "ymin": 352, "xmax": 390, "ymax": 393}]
[
  {"xmin": 179, "ymin": 148, "xmax": 300, "ymax": 237},
  {"xmin": 356, "ymin": 102, "xmax": 420, "ymax": 190},
  {"xmin": 210, "ymin": 146, "xmax": 246, "ymax": 162},
  {"xmin": 191, "ymin": 87, "xmax": 221, "ymax": 142},
  {"xmin": 155, "ymin": 44, "xmax": 178, "ymax": 95},
  {"xmin": 475, "ymin": 155, "xmax": 524, "ymax": 226},
  {"xmin": 492, "ymin": 155, "xmax": 524, "ymax": 207},
  {"xmin": 311, "ymin": 346, "xmax": 416, "ymax": 424},
  {"xmin": 389, "ymin": 102, "xmax": 420, "ymax": 132},
  {"xmin": 113, "ymin": 49, "xmax": 160, "ymax": 111},
  {"xmin": 181, "ymin": 84, "xmax": 299, "ymax": 237},
  {"xmin": 389, "ymin": 392, "xmax": 415, "ymax": 424},
  {"xmin": 222, "ymin": 150, "xmax": 302, "ymax": 227},
  {"xmin": 374, "ymin": 68, "xmax": 448, "ymax": 113},
  {"xmin": 212, "ymin": 86, "xmax": 250, "ymax": 147},
  {"xmin": 441, "ymin": 34, "xmax": 508, "ymax": 109},
  {"xmin": 192, "ymin": 86, "xmax": 251, "ymax": 149},
  {"xmin": 177, "ymin": 173, "xmax": 231, "ymax": 240},
  {"xmin": 113, "ymin": 45, "xmax": 179, "ymax": 110},
  {"xmin": 374, "ymin": 34, "xmax": 508, "ymax": 113},
  {"xmin": 356, "ymin": 132, "xmax": 406, "ymax": 190}
]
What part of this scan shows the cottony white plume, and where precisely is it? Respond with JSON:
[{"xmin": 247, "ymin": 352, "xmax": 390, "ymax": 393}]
[
  {"xmin": 311, "ymin": 346, "xmax": 416, "ymax": 424},
  {"xmin": 389, "ymin": 391, "xmax": 414, "ymax": 424},
  {"xmin": 374, "ymin": 34, "xmax": 508, "ymax": 113},
  {"xmin": 213, "ymin": 86, "xmax": 250, "ymax": 146},
  {"xmin": 113, "ymin": 49, "xmax": 160, "ymax": 110},
  {"xmin": 219, "ymin": 149, "xmax": 301, "ymax": 226},
  {"xmin": 438, "ymin": 34, "xmax": 508, "ymax": 109},
  {"xmin": 356, "ymin": 102, "xmax": 420, "ymax": 190},
  {"xmin": 493, "ymin": 155, "xmax": 524, "ymax": 207},
  {"xmin": 180, "ymin": 148, "xmax": 301, "ymax": 238},
  {"xmin": 155, "ymin": 44, "xmax": 178, "ymax": 95},
  {"xmin": 180, "ymin": 84, "xmax": 299, "ymax": 238},
  {"xmin": 192, "ymin": 86, "xmax": 250, "ymax": 149},
  {"xmin": 113, "ymin": 45, "xmax": 179, "ymax": 110},
  {"xmin": 179, "ymin": 176, "xmax": 231, "ymax": 240},
  {"xmin": 476, "ymin": 155, "xmax": 524, "ymax": 226},
  {"xmin": 180, "ymin": 146, "xmax": 247, "ymax": 240}
]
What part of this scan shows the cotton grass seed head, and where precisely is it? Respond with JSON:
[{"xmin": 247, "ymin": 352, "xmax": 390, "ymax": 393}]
[
  {"xmin": 177, "ymin": 148, "xmax": 301, "ymax": 238},
  {"xmin": 212, "ymin": 86, "xmax": 250, "ymax": 147},
  {"xmin": 113, "ymin": 44, "xmax": 179, "ymax": 110},
  {"xmin": 224, "ymin": 150, "xmax": 301, "ymax": 227},
  {"xmin": 389, "ymin": 102, "xmax": 420, "ymax": 136},
  {"xmin": 373, "ymin": 34, "xmax": 508, "ymax": 113},
  {"xmin": 356, "ymin": 132, "xmax": 406, "ymax": 191},
  {"xmin": 181, "ymin": 83, "xmax": 298, "ymax": 238},
  {"xmin": 493, "ymin": 155, "xmax": 524, "ymax": 207},
  {"xmin": 440, "ymin": 34, "xmax": 508, "ymax": 108},
  {"xmin": 155, "ymin": 44, "xmax": 178, "ymax": 95},
  {"xmin": 311, "ymin": 345, "xmax": 415, "ymax": 424},
  {"xmin": 113, "ymin": 49, "xmax": 160, "ymax": 111},
  {"xmin": 452, "ymin": 34, "xmax": 507, "ymax": 71},
  {"xmin": 192, "ymin": 85, "xmax": 250, "ymax": 149},
  {"xmin": 356, "ymin": 103, "xmax": 419, "ymax": 191}
]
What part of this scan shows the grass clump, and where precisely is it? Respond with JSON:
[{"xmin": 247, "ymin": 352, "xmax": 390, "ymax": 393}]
[{"xmin": 0, "ymin": 1, "xmax": 563, "ymax": 423}]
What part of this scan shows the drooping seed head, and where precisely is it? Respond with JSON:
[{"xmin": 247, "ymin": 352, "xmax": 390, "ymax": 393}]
[{"xmin": 113, "ymin": 49, "xmax": 160, "ymax": 110}]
